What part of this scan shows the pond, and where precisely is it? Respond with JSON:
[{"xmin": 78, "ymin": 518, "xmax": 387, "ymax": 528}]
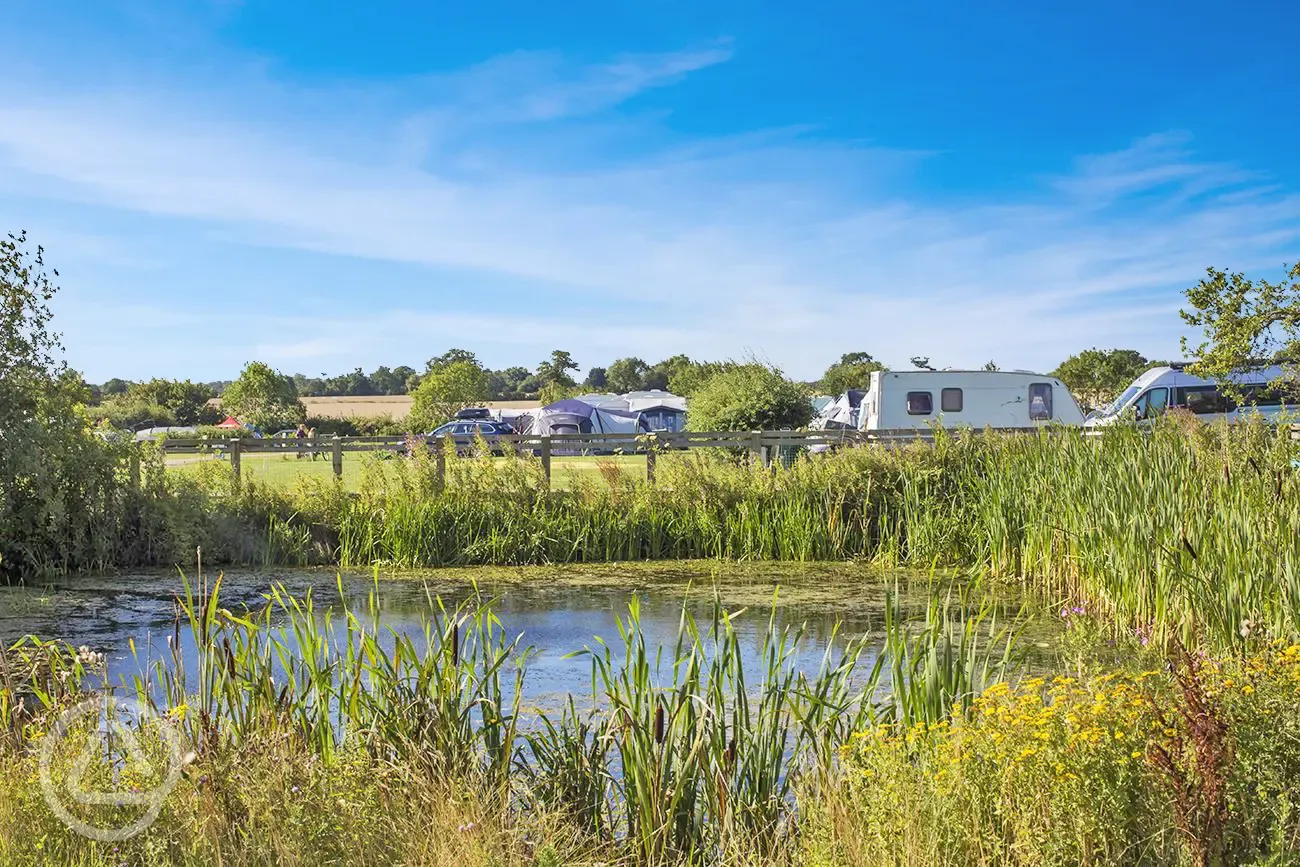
[{"xmin": 0, "ymin": 561, "xmax": 1039, "ymax": 710}]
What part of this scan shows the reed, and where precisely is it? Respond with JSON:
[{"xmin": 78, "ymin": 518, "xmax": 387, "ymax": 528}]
[
  {"xmin": 0, "ymin": 575, "xmax": 1014, "ymax": 865},
  {"xmin": 15, "ymin": 417, "xmax": 1300, "ymax": 649}
]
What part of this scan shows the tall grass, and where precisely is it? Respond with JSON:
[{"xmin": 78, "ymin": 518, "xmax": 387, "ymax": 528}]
[
  {"xmin": 326, "ymin": 419, "xmax": 1300, "ymax": 647},
  {"xmin": 1, "ymin": 577, "xmax": 1008, "ymax": 865},
  {"xmin": 17, "ymin": 417, "xmax": 1300, "ymax": 649}
]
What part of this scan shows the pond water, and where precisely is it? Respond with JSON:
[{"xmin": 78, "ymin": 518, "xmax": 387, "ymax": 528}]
[{"xmin": 0, "ymin": 562, "xmax": 1034, "ymax": 710}]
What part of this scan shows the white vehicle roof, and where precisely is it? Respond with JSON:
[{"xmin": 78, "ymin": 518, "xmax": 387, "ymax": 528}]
[{"xmin": 1131, "ymin": 363, "xmax": 1287, "ymax": 390}]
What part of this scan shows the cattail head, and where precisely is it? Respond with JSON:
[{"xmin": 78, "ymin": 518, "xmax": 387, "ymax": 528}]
[
  {"xmin": 451, "ymin": 623, "xmax": 460, "ymax": 667},
  {"xmin": 654, "ymin": 702, "xmax": 665, "ymax": 745}
]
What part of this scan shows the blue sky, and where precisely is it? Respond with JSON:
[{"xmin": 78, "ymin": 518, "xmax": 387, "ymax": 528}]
[{"xmin": 2, "ymin": 0, "xmax": 1298, "ymax": 382}]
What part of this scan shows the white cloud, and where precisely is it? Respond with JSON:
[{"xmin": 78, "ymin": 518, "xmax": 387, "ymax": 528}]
[{"xmin": 0, "ymin": 43, "xmax": 1297, "ymax": 381}]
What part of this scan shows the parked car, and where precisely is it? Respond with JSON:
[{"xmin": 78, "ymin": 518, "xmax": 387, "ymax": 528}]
[
  {"xmin": 454, "ymin": 407, "xmax": 492, "ymax": 420},
  {"xmin": 426, "ymin": 420, "xmax": 516, "ymax": 456}
]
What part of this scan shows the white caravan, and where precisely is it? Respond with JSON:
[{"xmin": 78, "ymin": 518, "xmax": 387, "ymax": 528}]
[
  {"xmin": 1083, "ymin": 363, "xmax": 1293, "ymax": 428},
  {"xmin": 861, "ymin": 370, "xmax": 1085, "ymax": 431}
]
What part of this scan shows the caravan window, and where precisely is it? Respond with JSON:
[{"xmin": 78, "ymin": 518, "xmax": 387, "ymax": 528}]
[
  {"xmin": 941, "ymin": 388, "xmax": 963, "ymax": 412},
  {"xmin": 1028, "ymin": 383, "xmax": 1053, "ymax": 420},
  {"xmin": 906, "ymin": 391, "xmax": 933, "ymax": 415}
]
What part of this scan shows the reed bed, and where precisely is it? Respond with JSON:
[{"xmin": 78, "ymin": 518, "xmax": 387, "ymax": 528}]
[
  {"xmin": 0, "ymin": 577, "xmax": 1017, "ymax": 865},
  {"xmin": 14, "ymin": 418, "xmax": 1300, "ymax": 648},
  {"xmin": 324, "ymin": 420, "xmax": 1300, "ymax": 648}
]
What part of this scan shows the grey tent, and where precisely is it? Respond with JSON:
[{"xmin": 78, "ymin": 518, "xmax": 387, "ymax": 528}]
[
  {"xmin": 810, "ymin": 389, "xmax": 867, "ymax": 430},
  {"xmin": 530, "ymin": 398, "xmax": 650, "ymax": 455},
  {"xmin": 530, "ymin": 398, "xmax": 650, "ymax": 436}
]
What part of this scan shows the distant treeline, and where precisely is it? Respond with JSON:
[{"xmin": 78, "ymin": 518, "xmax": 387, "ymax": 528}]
[{"xmin": 85, "ymin": 347, "xmax": 1165, "ymax": 431}]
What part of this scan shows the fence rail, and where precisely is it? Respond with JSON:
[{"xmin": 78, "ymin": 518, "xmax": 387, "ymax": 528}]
[{"xmin": 154, "ymin": 426, "xmax": 1092, "ymax": 489}]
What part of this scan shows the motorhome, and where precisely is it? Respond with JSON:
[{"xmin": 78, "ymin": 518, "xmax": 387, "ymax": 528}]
[
  {"xmin": 1083, "ymin": 364, "xmax": 1293, "ymax": 428},
  {"xmin": 860, "ymin": 370, "xmax": 1086, "ymax": 431}
]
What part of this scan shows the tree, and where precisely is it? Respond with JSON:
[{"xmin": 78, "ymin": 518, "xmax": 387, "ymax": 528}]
[
  {"xmin": 536, "ymin": 350, "xmax": 578, "ymax": 388},
  {"xmin": 647, "ymin": 354, "xmax": 694, "ymax": 392},
  {"xmin": 819, "ymin": 352, "xmax": 885, "ymax": 395},
  {"xmin": 100, "ymin": 378, "xmax": 130, "ymax": 397},
  {"xmin": 426, "ymin": 348, "xmax": 479, "ymax": 371},
  {"xmin": 123, "ymin": 379, "xmax": 218, "ymax": 425},
  {"xmin": 982, "ymin": 360, "xmax": 1000, "ymax": 372},
  {"xmin": 409, "ymin": 359, "xmax": 491, "ymax": 430},
  {"xmin": 686, "ymin": 363, "xmax": 813, "ymax": 432},
  {"xmin": 605, "ymin": 357, "xmax": 649, "ymax": 393},
  {"xmin": 582, "ymin": 366, "xmax": 608, "ymax": 389},
  {"xmin": 222, "ymin": 362, "xmax": 305, "ymax": 430},
  {"xmin": 293, "ymin": 373, "xmax": 326, "ymax": 396},
  {"xmin": 1181, "ymin": 263, "xmax": 1300, "ymax": 396},
  {"xmin": 490, "ymin": 366, "xmax": 534, "ymax": 399},
  {"xmin": 1050, "ymin": 349, "xmax": 1150, "ymax": 410},
  {"xmin": 391, "ymin": 366, "xmax": 417, "ymax": 394},
  {"xmin": 537, "ymin": 381, "xmax": 577, "ymax": 406},
  {"xmin": 669, "ymin": 360, "xmax": 737, "ymax": 397},
  {"xmin": 368, "ymin": 366, "xmax": 399, "ymax": 395},
  {"xmin": 1, "ymin": 231, "xmax": 126, "ymax": 577}
]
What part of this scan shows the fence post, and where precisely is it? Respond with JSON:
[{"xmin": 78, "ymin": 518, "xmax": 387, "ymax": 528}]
[
  {"xmin": 332, "ymin": 436, "xmax": 343, "ymax": 479},
  {"xmin": 645, "ymin": 433, "xmax": 657, "ymax": 484},
  {"xmin": 229, "ymin": 438, "xmax": 242, "ymax": 491},
  {"xmin": 749, "ymin": 430, "xmax": 763, "ymax": 466},
  {"xmin": 539, "ymin": 436, "xmax": 552, "ymax": 488}
]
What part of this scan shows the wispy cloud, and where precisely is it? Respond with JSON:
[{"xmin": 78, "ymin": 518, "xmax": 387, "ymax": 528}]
[
  {"xmin": 0, "ymin": 43, "xmax": 1297, "ymax": 380},
  {"xmin": 436, "ymin": 43, "xmax": 734, "ymax": 124}
]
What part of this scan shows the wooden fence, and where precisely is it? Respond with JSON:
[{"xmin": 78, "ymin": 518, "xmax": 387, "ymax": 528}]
[{"xmin": 155, "ymin": 426, "xmax": 1087, "ymax": 490}]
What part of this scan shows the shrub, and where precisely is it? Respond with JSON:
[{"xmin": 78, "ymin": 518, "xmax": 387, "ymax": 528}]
[
  {"xmin": 807, "ymin": 645, "xmax": 1300, "ymax": 866},
  {"xmin": 686, "ymin": 363, "xmax": 812, "ymax": 431}
]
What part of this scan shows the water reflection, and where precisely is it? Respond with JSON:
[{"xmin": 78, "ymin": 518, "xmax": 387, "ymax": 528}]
[{"xmin": 0, "ymin": 565, "xmax": 1011, "ymax": 710}]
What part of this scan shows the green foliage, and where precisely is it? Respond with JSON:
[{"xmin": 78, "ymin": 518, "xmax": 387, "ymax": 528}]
[
  {"xmin": 490, "ymin": 365, "xmax": 539, "ymax": 399},
  {"xmin": 409, "ymin": 358, "xmax": 492, "ymax": 430},
  {"xmin": 99, "ymin": 377, "xmax": 129, "ymax": 397},
  {"xmin": 1181, "ymin": 263, "xmax": 1300, "ymax": 398},
  {"xmin": 536, "ymin": 350, "xmax": 579, "ymax": 388},
  {"xmin": 810, "ymin": 646, "xmax": 1300, "ymax": 866},
  {"xmin": 302, "ymin": 415, "xmax": 407, "ymax": 437},
  {"xmin": 819, "ymin": 352, "xmax": 885, "ymax": 394},
  {"xmin": 222, "ymin": 361, "xmax": 305, "ymax": 430},
  {"xmin": 1050, "ymin": 348, "xmax": 1151, "ymax": 409},
  {"xmin": 0, "ymin": 231, "xmax": 141, "ymax": 577},
  {"xmin": 686, "ymin": 363, "xmax": 813, "ymax": 431},
  {"xmin": 96, "ymin": 378, "xmax": 219, "ymax": 428},
  {"xmin": 605, "ymin": 356, "xmax": 650, "ymax": 393},
  {"xmin": 582, "ymin": 365, "xmax": 608, "ymax": 389},
  {"xmin": 537, "ymin": 380, "xmax": 577, "ymax": 406}
]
